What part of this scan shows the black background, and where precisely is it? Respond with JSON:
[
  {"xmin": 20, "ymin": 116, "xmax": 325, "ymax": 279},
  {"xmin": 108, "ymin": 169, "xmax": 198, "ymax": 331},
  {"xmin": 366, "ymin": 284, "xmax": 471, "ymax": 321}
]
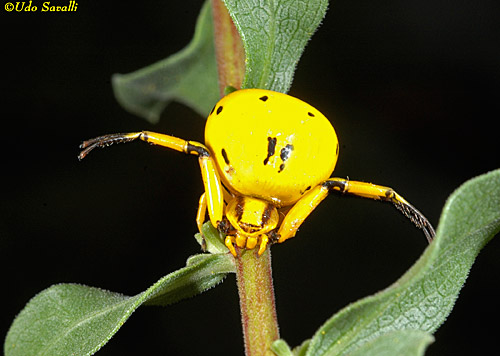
[{"xmin": 2, "ymin": 1, "xmax": 499, "ymax": 355}]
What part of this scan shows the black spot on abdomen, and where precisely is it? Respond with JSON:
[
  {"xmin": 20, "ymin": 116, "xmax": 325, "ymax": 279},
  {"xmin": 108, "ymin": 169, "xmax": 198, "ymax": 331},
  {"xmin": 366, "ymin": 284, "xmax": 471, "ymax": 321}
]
[
  {"xmin": 278, "ymin": 144, "xmax": 294, "ymax": 172},
  {"xmin": 263, "ymin": 137, "xmax": 277, "ymax": 165},
  {"xmin": 300, "ymin": 185, "xmax": 312, "ymax": 195},
  {"xmin": 221, "ymin": 148, "xmax": 230, "ymax": 164},
  {"xmin": 280, "ymin": 144, "xmax": 294, "ymax": 162}
]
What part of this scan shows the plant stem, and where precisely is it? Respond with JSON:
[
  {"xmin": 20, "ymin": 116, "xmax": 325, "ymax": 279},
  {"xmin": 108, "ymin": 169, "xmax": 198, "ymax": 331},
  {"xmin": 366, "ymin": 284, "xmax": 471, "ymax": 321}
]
[
  {"xmin": 211, "ymin": 0, "xmax": 245, "ymax": 94},
  {"xmin": 235, "ymin": 248, "xmax": 280, "ymax": 356},
  {"xmin": 211, "ymin": 2, "xmax": 280, "ymax": 354}
]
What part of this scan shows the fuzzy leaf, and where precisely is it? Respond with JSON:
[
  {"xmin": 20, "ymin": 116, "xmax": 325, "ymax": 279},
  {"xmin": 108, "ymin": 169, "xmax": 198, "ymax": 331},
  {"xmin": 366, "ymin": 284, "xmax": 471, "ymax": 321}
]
[
  {"xmin": 348, "ymin": 330, "xmax": 434, "ymax": 356},
  {"xmin": 223, "ymin": 0, "xmax": 328, "ymax": 93},
  {"xmin": 112, "ymin": 0, "xmax": 219, "ymax": 123},
  {"xmin": 306, "ymin": 169, "xmax": 500, "ymax": 356},
  {"xmin": 4, "ymin": 253, "xmax": 235, "ymax": 356}
]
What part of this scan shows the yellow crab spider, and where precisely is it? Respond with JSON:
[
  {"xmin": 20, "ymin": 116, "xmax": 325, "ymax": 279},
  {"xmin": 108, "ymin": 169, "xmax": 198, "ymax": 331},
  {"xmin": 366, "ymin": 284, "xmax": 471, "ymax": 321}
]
[{"xmin": 79, "ymin": 89, "xmax": 435, "ymax": 256}]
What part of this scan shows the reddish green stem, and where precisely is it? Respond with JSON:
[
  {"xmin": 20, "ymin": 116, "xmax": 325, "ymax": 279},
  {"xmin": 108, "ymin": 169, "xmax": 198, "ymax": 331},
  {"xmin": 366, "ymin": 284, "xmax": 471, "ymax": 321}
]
[
  {"xmin": 235, "ymin": 248, "xmax": 280, "ymax": 356},
  {"xmin": 211, "ymin": 0, "xmax": 245, "ymax": 94}
]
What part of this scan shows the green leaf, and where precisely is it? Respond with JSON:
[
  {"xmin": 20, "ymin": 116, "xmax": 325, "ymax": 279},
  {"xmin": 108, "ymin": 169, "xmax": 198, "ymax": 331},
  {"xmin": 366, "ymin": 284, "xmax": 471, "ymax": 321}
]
[
  {"xmin": 293, "ymin": 340, "xmax": 311, "ymax": 356},
  {"xmin": 194, "ymin": 221, "xmax": 229, "ymax": 255},
  {"xmin": 348, "ymin": 330, "xmax": 434, "ymax": 356},
  {"xmin": 272, "ymin": 339, "xmax": 294, "ymax": 356},
  {"xmin": 305, "ymin": 169, "xmax": 500, "ymax": 356},
  {"xmin": 4, "ymin": 253, "xmax": 235, "ymax": 356},
  {"xmin": 272, "ymin": 339, "xmax": 311, "ymax": 356},
  {"xmin": 223, "ymin": 0, "xmax": 328, "ymax": 93},
  {"xmin": 112, "ymin": 0, "xmax": 219, "ymax": 123}
]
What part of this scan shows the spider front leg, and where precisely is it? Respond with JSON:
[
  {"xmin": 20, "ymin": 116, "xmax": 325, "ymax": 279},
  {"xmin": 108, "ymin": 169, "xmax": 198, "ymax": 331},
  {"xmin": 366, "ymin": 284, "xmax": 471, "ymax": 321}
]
[
  {"xmin": 79, "ymin": 131, "xmax": 224, "ymax": 229},
  {"xmin": 277, "ymin": 178, "xmax": 435, "ymax": 244},
  {"xmin": 196, "ymin": 193, "xmax": 209, "ymax": 251}
]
